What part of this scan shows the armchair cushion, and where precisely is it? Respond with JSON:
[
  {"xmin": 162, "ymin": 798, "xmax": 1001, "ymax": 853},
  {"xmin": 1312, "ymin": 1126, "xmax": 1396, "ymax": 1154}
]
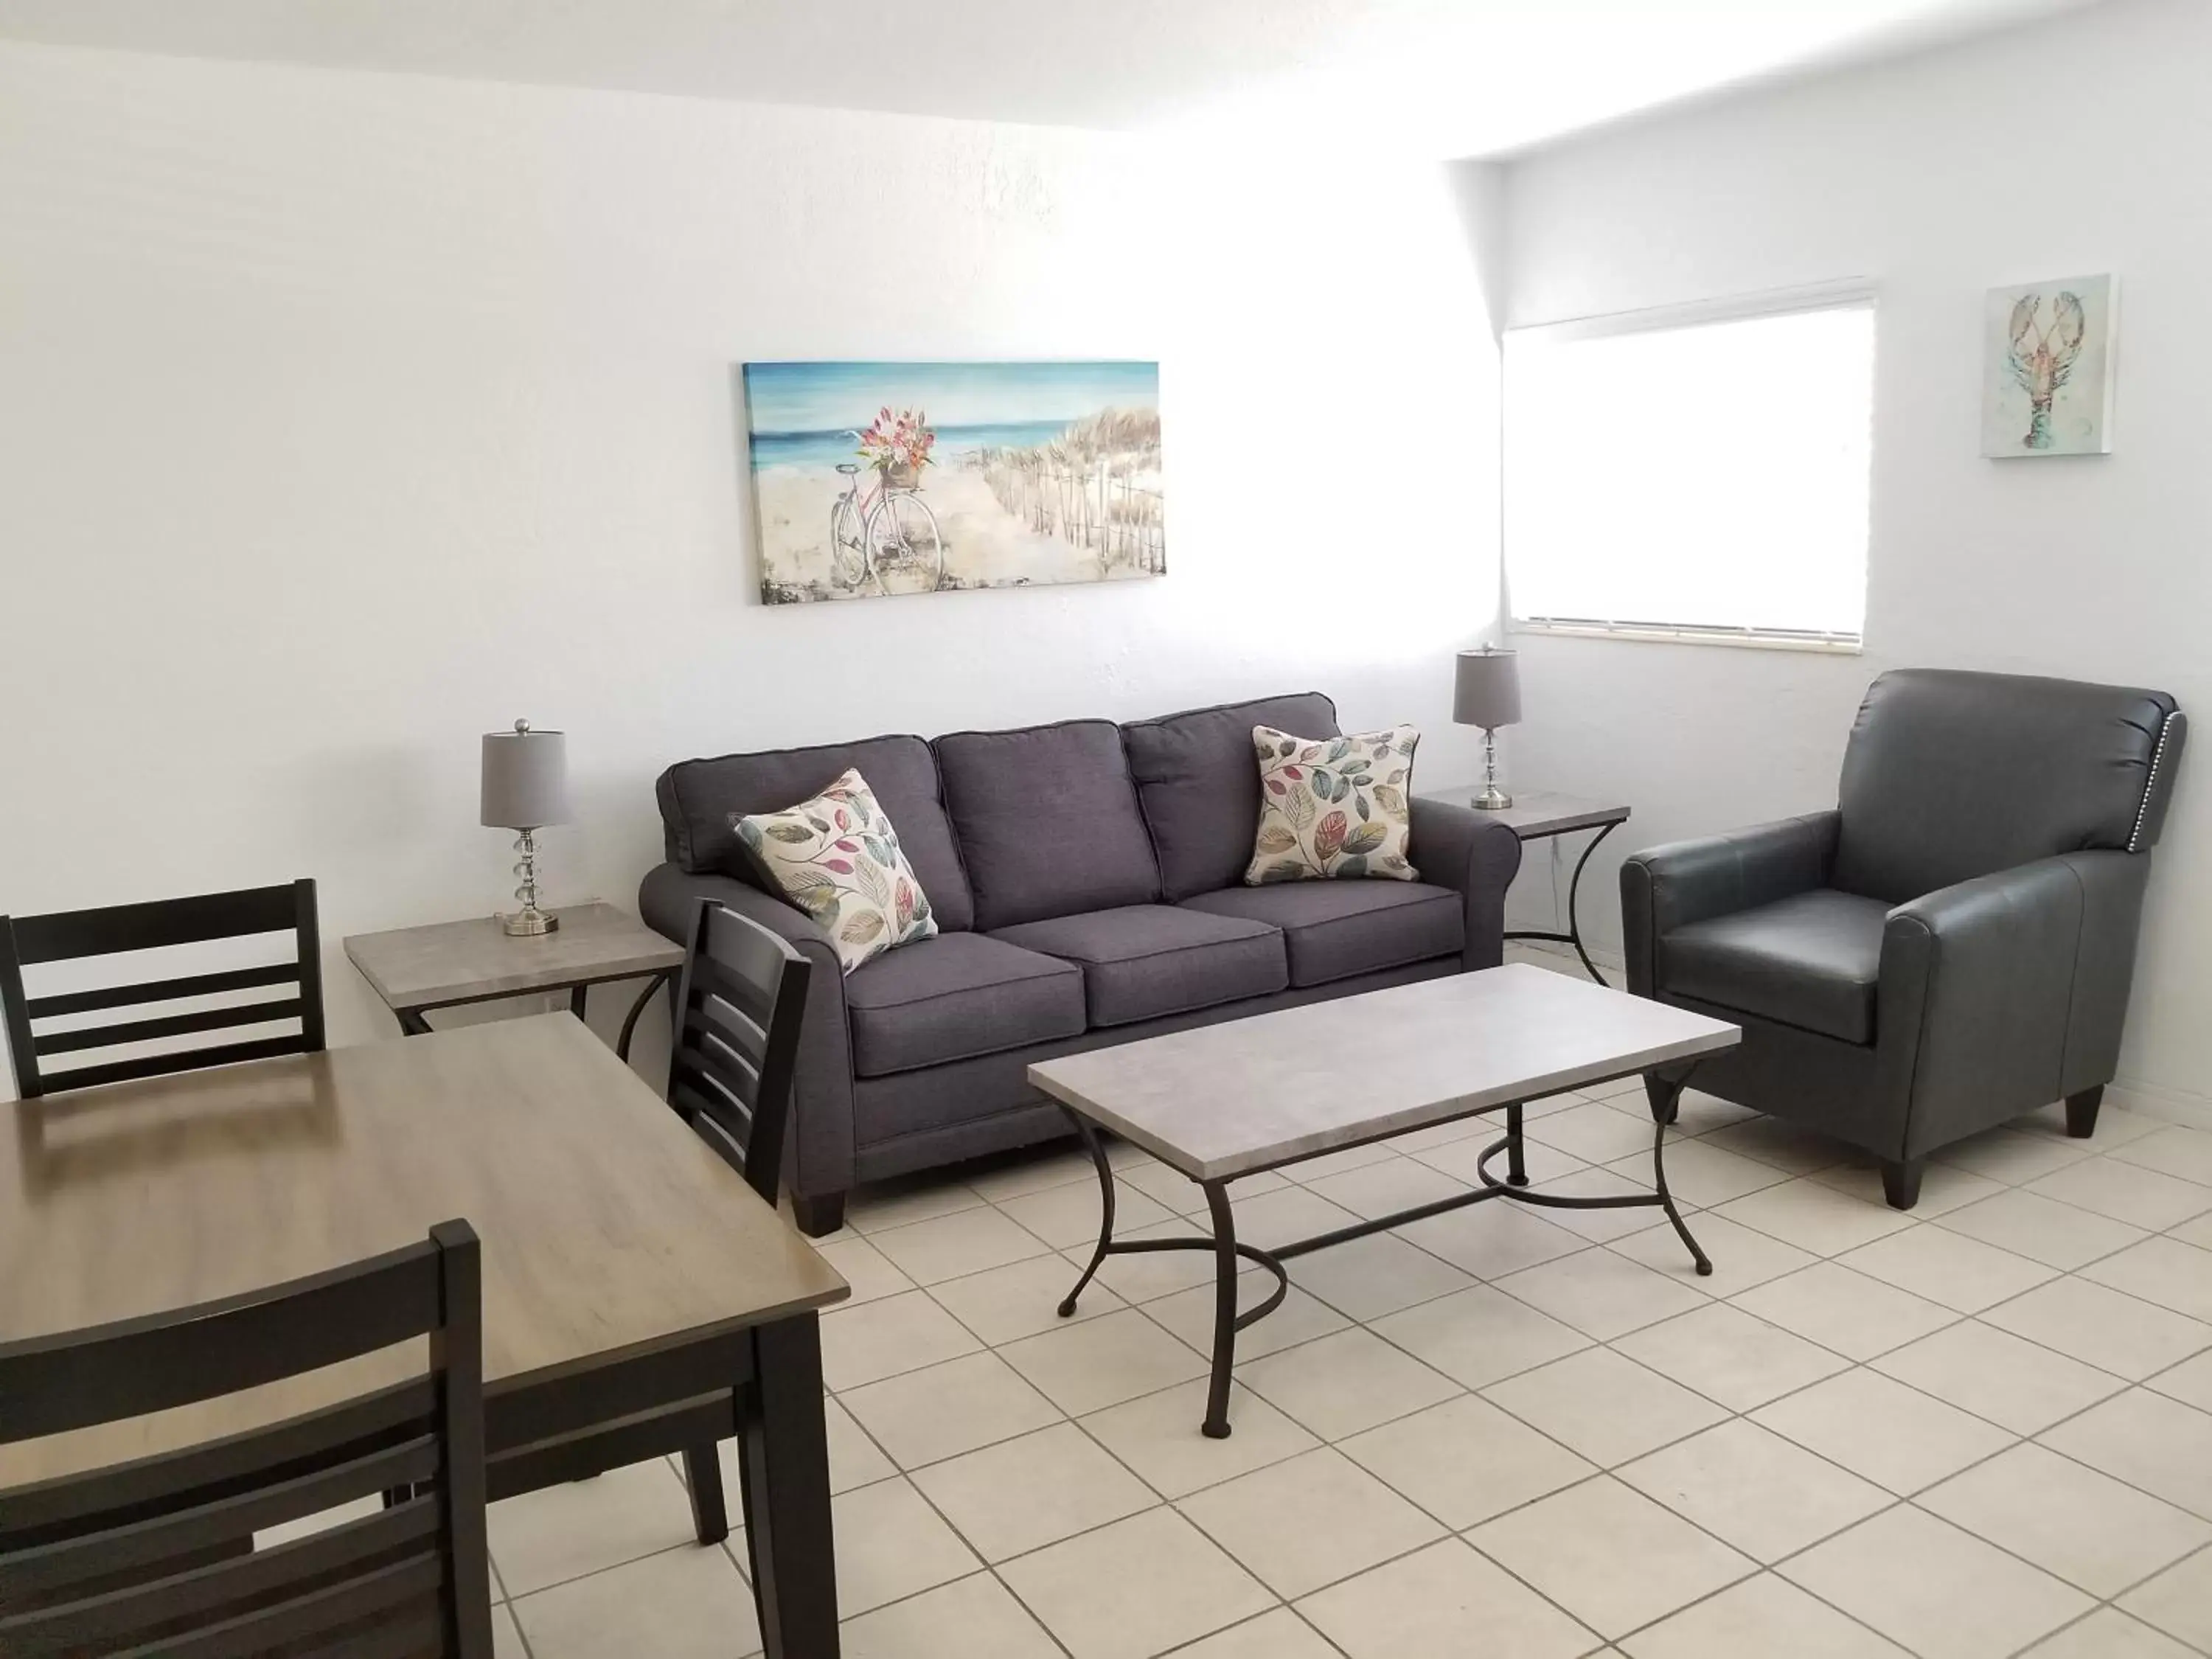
[
  {"xmin": 991, "ymin": 905, "xmax": 1288, "ymax": 1027},
  {"xmin": 842, "ymin": 933, "xmax": 1085, "ymax": 1078},
  {"xmin": 1834, "ymin": 669, "xmax": 2180, "ymax": 902},
  {"xmin": 1182, "ymin": 880, "xmax": 1461, "ymax": 987},
  {"xmin": 1662, "ymin": 888, "xmax": 1888, "ymax": 1044}
]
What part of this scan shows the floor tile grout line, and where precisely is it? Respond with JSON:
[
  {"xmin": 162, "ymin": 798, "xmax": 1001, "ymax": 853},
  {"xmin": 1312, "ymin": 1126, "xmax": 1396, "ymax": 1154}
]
[
  {"xmin": 860, "ymin": 1169, "xmax": 2211, "ymax": 1520},
  {"xmin": 509, "ymin": 1123, "xmax": 2212, "ymax": 1655},
  {"xmin": 1154, "ymin": 1604, "xmax": 1352, "ymax": 1658}
]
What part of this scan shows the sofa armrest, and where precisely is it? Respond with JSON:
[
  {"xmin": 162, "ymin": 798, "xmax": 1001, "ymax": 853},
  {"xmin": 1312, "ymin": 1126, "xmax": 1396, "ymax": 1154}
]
[
  {"xmin": 1619, "ymin": 813, "xmax": 1840, "ymax": 995},
  {"xmin": 638, "ymin": 863, "xmax": 858, "ymax": 1207},
  {"xmin": 1879, "ymin": 850, "xmax": 2149, "ymax": 1155},
  {"xmin": 1408, "ymin": 796, "xmax": 1523, "ymax": 971}
]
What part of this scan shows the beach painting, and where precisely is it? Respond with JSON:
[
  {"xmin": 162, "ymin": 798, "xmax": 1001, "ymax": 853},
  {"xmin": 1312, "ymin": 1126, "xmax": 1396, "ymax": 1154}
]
[
  {"xmin": 1981, "ymin": 275, "xmax": 2118, "ymax": 457},
  {"xmin": 742, "ymin": 360, "xmax": 1164, "ymax": 603}
]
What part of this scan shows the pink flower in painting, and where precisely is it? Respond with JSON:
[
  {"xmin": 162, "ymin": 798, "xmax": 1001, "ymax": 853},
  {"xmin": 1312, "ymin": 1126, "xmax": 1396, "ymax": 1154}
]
[{"xmin": 856, "ymin": 406, "xmax": 938, "ymax": 473}]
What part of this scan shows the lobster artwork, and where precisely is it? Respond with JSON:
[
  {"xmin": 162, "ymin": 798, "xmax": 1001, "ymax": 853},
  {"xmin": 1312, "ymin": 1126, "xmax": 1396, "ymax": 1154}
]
[{"xmin": 2005, "ymin": 288, "xmax": 2089, "ymax": 451}]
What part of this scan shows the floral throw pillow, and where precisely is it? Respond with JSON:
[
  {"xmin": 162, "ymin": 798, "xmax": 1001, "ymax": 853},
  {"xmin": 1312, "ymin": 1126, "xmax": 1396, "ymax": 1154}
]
[
  {"xmin": 734, "ymin": 768, "xmax": 938, "ymax": 973},
  {"xmin": 1245, "ymin": 725, "xmax": 1419, "ymax": 884}
]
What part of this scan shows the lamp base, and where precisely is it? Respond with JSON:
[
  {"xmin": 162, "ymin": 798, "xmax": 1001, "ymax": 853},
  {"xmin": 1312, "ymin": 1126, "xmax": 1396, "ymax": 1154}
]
[
  {"xmin": 498, "ymin": 905, "xmax": 559, "ymax": 937},
  {"xmin": 1472, "ymin": 785, "xmax": 1514, "ymax": 812}
]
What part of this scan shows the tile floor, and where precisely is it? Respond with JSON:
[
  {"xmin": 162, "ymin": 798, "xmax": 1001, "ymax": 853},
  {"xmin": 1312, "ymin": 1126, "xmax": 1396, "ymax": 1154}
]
[{"xmin": 475, "ymin": 1005, "xmax": 2212, "ymax": 1657}]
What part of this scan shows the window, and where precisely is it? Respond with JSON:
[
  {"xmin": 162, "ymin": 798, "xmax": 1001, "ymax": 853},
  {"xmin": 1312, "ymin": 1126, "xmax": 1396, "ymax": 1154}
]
[{"xmin": 1505, "ymin": 285, "xmax": 1875, "ymax": 647}]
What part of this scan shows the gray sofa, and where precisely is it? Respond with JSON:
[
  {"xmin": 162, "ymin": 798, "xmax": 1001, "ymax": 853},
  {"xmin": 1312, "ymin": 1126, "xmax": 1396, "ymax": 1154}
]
[
  {"xmin": 1622, "ymin": 669, "xmax": 2185, "ymax": 1208},
  {"xmin": 641, "ymin": 692, "xmax": 1523, "ymax": 1234}
]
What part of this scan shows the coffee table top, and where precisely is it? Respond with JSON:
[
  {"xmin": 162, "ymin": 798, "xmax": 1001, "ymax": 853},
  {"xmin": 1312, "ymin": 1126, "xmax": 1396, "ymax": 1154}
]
[
  {"xmin": 344, "ymin": 901, "xmax": 684, "ymax": 1012},
  {"xmin": 1028, "ymin": 964, "xmax": 1739, "ymax": 1181}
]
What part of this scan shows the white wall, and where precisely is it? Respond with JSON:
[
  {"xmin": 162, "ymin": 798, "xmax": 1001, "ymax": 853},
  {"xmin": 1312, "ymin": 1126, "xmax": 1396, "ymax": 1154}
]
[
  {"xmin": 0, "ymin": 43, "xmax": 1501, "ymax": 1074},
  {"xmin": 1497, "ymin": 0, "xmax": 2212, "ymax": 1123}
]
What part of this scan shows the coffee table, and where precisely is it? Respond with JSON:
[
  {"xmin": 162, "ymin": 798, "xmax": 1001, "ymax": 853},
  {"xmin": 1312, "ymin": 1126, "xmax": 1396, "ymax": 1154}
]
[{"xmin": 1027, "ymin": 964, "xmax": 1739, "ymax": 1437}]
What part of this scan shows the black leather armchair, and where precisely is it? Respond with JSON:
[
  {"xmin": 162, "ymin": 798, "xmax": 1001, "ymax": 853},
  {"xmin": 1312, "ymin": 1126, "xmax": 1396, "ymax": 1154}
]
[{"xmin": 1621, "ymin": 669, "xmax": 2185, "ymax": 1208}]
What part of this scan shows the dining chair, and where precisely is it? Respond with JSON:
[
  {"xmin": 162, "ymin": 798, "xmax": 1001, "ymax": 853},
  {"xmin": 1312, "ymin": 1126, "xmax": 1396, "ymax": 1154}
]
[
  {"xmin": 0, "ymin": 1219, "xmax": 493, "ymax": 1658},
  {"xmin": 0, "ymin": 878, "xmax": 325, "ymax": 1099},
  {"xmin": 666, "ymin": 897, "xmax": 812, "ymax": 1547},
  {"xmin": 667, "ymin": 898, "xmax": 813, "ymax": 1204}
]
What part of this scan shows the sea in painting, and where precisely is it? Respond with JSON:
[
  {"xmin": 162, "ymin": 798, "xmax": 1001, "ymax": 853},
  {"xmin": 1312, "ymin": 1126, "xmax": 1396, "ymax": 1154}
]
[{"xmin": 741, "ymin": 360, "xmax": 1164, "ymax": 603}]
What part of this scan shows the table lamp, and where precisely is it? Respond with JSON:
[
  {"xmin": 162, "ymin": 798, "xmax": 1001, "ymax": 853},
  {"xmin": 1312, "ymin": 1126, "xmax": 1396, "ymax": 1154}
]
[
  {"xmin": 481, "ymin": 719, "xmax": 570, "ymax": 936},
  {"xmin": 1453, "ymin": 646, "xmax": 1522, "ymax": 810}
]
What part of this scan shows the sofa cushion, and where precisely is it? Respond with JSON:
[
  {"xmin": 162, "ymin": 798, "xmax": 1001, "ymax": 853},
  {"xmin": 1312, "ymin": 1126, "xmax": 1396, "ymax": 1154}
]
[
  {"xmin": 933, "ymin": 720, "xmax": 1161, "ymax": 931},
  {"xmin": 657, "ymin": 734, "xmax": 974, "ymax": 932},
  {"xmin": 842, "ymin": 933, "xmax": 1085, "ymax": 1078},
  {"xmin": 991, "ymin": 905, "xmax": 1289, "ymax": 1028},
  {"xmin": 1245, "ymin": 724, "xmax": 1419, "ymax": 884},
  {"xmin": 1181, "ymin": 881, "xmax": 1462, "ymax": 987},
  {"xmin": 1124, "ymin": 692, "xmax": 1341, "ymax": 900},
  {"xmin": 734, "ymin": 768, "xmax": 939, "ymax": 972},
  {"xmin": 1662, "ymin": 888, "xmax": 1888, "ymax": 1044}
]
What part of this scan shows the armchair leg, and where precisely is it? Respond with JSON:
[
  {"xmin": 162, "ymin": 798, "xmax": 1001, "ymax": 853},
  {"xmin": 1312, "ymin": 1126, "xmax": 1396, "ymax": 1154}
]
[
  {"xmin": 2065, "ymin": 1087, "xmax": 2104, "ymax": 1140},
  {"xmin": 791, "ymin": 1192, "xmax": 846, "ymax": 1237},
  {"xmin": 1880, "ymin": 1158, "xmax": 1924, "ymax": 1211}
]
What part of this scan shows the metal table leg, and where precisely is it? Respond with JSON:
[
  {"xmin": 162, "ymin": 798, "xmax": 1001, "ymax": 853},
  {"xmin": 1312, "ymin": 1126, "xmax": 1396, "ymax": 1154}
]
[
  {"xmin": 1503, "ymin": 818, "xmax": 1621, "ymax": 986},
  {"xmin": 616, "ymin": 970, "xmax": 676, "ymax": 1063},
  {"xmin": 1056, "ymin": 1109, "xmax": 1285, "ymax": 1438}
]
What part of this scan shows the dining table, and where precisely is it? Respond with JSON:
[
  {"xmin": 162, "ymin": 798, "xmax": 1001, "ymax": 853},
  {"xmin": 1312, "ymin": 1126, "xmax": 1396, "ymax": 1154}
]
[{"xmin": 0, "ymin": 1010, "xmax": 849, "ymax": 1658}]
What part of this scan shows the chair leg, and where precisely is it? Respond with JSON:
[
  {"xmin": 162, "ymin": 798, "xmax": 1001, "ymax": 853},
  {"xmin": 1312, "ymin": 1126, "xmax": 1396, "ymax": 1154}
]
[
  {"xmin": 790, "ymin": 1192, "xmax": 846, "ymax": 1237},
  {"xmin": 1881, "ymin": 1158, "xmax": 1924, "ymax": 1211},
  {"xmin": 682, "ymin": 1442, "xmax": 728, "ymax": 1544},
  {"xmin": 2065, "ymin": 1087, "xmax": 2104, "ymax": 1140}
]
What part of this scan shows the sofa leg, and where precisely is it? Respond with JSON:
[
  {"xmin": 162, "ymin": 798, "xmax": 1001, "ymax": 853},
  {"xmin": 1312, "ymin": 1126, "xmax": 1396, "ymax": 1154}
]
[
  {"xmin": 1880, "ymin": 1158, "xmax": 1924, "ymax": 1211},
  {"xmin": 1643, "ymin": 1076, "xmax": 1679, "ymax": 1127},
  {"xmin": 791, "ymin": 1192, "xmax": 846, "ymax": 1237},
  {"xmin": 2065, "ymin": 1087, "xmax": 2104, "ymax": 1140}
]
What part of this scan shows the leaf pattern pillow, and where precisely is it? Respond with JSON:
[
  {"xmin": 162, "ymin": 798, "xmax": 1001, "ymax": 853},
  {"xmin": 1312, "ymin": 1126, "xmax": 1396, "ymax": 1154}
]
[
  {"xmin": 734, "ymin": 768, "xmax": 938, "ymax": 972},
  {"xmin": 1244, "ymin": 725, "xmax": 1419, "ymax": 884}
]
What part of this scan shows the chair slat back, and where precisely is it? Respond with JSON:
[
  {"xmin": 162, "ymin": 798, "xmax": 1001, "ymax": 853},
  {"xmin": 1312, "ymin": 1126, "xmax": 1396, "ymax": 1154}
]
[
  {"xmin": 0, "ymin": 1221, "xmax": 493, "ymax": 1659},
  {"xmin": 0, "ymin": 880, "xmax": 326, "ymax": 1099},
  {"xmin": 667, "ymin": 902, "xmax": 810, "ymax": 1206}
]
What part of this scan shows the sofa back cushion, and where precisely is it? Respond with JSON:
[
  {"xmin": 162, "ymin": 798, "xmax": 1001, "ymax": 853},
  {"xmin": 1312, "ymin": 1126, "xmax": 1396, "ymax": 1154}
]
[
  {"xmin": 1123, "ymin": 693, "xmax": 1341, "ymax": 900},
  {"xmin": 1833, "ymin": 668, "xmax": 2182, "ymax": 903},
  {"xmin": 933, "ymin": 720, "xmax": 1161, "ymax": 930},
  {"xmin": 656, "ymin": 734, "xmax": 975, "ymax": 932}
]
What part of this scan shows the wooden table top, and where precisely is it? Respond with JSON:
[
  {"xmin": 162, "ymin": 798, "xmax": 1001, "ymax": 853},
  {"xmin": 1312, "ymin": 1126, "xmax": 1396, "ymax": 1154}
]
[
  {"xmin": 1416, "ymin": 787, "xmax": 1630, "ymax": 839},
  {"xmin": 342, "ymin": 902, "xmax": 685, "ymax": 1011},
  {"xmin": 1, "ymin": 1014, "xmax": 846, "ymax": 1487},
  {"xmin": 1029, "ymin": 964, "xmax": 1738, "ymax": 1182}
]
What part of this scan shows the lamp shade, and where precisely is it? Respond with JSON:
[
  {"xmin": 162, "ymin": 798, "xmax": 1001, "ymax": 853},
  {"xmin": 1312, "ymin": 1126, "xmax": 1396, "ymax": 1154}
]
[
  {"xmin": 1453, "ymin": 649, "xmax": 1523, "ymax": 729},
  {"xmin": 481, "ymin": 721, "xmax": 571, "ymax": 830}
]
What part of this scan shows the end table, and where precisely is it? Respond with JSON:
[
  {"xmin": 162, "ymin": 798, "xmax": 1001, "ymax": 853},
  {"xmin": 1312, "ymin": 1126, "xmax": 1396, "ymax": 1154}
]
[
  {"xmin": 344, "ymin": 902, "xmax": 685, "ymax": 1062},
  {"xmin": 1417, "ymin": 788, "xmax": 1630, "ymax": 985}
]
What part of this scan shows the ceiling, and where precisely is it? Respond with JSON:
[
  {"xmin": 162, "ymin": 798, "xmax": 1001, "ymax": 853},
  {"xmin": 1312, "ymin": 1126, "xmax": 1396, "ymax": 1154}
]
[{"xmin": 0, "ymin": 0, "xmax": 2096, "ymax": 156}]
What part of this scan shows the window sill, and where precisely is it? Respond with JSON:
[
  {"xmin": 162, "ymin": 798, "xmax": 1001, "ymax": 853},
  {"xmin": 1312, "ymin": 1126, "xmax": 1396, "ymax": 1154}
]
[{"xmin": 1510, "ymin": 619, "xmax": 1864, "ymax": 656}]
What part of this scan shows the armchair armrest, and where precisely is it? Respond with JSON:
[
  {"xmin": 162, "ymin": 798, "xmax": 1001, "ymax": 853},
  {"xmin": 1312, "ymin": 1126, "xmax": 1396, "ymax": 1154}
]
[
  {"xmin": 1879, "ymin": 850, "xmax": 2151, "ymax": 1155},
  {"xmin": 1619, "ymin": 813, "xmax": 1839, "ymax": 995},
  {"xmin": 1408, "ymin": 796, "xmax": 1524, "ymax": 971},
  {"xmin": 638, "ymin": 863, "xmax": 858, "ymax": 1210}
]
